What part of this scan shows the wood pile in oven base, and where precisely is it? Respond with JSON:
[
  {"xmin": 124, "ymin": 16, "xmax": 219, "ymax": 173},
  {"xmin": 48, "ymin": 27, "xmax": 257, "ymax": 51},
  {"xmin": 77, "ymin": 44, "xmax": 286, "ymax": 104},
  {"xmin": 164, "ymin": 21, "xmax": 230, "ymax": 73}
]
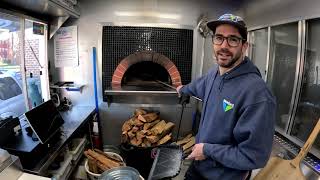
[{"xmin": 121, "ymin": 109, "xmax": 175, "ymax": 147}]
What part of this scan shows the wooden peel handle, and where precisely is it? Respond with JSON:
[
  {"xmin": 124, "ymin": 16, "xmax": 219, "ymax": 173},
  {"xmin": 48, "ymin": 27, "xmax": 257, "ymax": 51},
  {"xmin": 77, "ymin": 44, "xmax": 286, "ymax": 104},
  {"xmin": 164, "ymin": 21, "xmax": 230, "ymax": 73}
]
[{"xmin": 292, "ymin": 118, "xmax": 320, "ymax": 166}]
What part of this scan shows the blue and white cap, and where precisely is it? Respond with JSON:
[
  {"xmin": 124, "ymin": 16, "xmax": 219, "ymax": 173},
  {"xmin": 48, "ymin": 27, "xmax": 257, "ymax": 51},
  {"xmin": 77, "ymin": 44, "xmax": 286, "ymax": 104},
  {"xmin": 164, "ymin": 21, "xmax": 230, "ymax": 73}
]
[{"xmin": 207, "ymin": 14, "xmax": 247, "ymax": 40}]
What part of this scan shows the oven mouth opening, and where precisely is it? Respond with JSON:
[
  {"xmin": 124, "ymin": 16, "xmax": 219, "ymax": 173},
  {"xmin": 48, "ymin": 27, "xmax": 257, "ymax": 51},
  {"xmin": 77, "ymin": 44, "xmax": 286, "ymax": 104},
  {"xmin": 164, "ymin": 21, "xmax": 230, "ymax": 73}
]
[{"xmin": 121, "ymin": 61, "xmax": 172, "ymax": 89}]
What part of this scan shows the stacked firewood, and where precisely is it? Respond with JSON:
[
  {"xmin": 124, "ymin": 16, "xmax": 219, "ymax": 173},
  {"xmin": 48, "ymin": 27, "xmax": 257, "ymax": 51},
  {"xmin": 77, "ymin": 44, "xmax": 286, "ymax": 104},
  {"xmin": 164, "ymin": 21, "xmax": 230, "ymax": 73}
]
[
  {"xmin": 175, "ymin": 133, "xmax": 195, "ymax": 156},
  {"xmin": 121, "ymin": 109, "xmax": 175, "ymax": 147},
  {"xmin": 84, "ymin": 149, "xmax": 125, "ymax": 174}
]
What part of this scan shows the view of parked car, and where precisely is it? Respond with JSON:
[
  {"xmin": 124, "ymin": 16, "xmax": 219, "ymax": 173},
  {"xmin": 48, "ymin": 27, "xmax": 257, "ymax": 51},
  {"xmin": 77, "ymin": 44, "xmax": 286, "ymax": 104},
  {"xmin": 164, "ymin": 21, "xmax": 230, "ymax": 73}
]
[{"xmin": 0, "ymin": 70, "xmax": 26, "ymax": 119}]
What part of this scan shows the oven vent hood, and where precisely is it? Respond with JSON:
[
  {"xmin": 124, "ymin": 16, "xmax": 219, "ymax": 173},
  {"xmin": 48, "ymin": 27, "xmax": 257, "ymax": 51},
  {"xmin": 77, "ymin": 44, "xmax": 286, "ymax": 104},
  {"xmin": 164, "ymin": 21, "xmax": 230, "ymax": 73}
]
[{"xmin": 0, "ymin": 0, "xmax": 80, "ymax": 38}]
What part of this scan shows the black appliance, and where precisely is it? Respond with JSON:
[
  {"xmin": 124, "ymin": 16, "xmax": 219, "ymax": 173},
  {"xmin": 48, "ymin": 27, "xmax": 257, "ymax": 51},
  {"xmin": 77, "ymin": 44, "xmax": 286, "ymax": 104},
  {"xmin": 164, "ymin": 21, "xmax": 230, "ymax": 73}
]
[
  {"xmin": 25, "ymin": 100, "xmax": 64, "ymax": 144},
  {"xmin": 1, "ymin": 100, "xmax": 65, "ymax": 169},
  {"xmin": 0, "ymin": 116, "xmax": 21, "ymax": 146}
]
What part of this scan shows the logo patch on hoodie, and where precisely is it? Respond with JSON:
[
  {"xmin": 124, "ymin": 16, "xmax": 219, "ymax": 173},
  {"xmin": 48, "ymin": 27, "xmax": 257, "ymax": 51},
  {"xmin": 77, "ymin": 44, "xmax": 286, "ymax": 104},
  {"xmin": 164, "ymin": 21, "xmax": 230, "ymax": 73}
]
[{"xmin": 223, "ymin": 99, "xmax": 234, "ymax": 112}]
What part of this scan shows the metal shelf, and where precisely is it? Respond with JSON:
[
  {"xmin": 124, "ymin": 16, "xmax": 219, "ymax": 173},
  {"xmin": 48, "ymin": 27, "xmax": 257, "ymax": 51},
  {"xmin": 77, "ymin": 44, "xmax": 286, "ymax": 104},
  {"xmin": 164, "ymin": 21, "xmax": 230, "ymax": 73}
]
[
  {"xmin": 104, "ymin": 84, "xmax": 180, "ymax": 105},
  {"xmin": 50, "ymin": 84, "xmax": 84, "ymax": 92}
]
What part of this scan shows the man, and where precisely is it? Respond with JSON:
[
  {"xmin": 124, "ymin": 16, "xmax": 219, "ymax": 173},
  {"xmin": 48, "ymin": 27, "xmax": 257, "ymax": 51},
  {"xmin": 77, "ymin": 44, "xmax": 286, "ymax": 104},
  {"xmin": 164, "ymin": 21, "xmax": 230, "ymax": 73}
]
[{"xmin": 177, "ymin": 14, "xmax": 276, "ymax": 180}]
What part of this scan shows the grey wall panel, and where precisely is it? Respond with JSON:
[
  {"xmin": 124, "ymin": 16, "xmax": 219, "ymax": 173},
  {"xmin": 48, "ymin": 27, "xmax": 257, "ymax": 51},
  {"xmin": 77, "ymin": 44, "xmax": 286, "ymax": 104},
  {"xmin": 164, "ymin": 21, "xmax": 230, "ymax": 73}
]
[
  {"xmin": 99, "ymin": 104, "xmax": 134, "ymax": 145},
  {"xmin": 244, "ymin": 0, "xmax": 320, "ymax": 28},
  {"xmin": 202, "ymin": 37, "xmax": 217, "ymax": 75}
]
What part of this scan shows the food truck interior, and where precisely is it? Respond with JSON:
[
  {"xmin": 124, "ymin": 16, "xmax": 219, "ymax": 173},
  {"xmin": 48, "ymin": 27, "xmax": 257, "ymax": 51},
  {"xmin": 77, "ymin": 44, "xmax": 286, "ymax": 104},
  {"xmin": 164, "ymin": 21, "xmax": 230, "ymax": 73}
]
[{"xmin": 0, "ymin": 0, "xmax": 320, "ymax": 179}]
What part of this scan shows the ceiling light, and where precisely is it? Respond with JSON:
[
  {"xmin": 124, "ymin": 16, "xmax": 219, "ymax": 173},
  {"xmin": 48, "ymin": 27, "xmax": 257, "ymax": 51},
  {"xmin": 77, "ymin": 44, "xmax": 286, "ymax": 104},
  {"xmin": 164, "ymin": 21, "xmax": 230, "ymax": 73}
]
[{"xmin": 114, "ymin": 11, "xmax": 181, "ymax": 20}]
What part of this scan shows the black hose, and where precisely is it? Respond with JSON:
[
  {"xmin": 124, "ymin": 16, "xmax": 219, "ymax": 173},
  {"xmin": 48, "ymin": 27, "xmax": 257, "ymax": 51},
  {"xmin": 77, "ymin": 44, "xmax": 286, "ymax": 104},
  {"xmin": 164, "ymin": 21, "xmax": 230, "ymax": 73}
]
[{"xmin": 176, "ymin": 95, "xmax": 189, "ymax": 141}]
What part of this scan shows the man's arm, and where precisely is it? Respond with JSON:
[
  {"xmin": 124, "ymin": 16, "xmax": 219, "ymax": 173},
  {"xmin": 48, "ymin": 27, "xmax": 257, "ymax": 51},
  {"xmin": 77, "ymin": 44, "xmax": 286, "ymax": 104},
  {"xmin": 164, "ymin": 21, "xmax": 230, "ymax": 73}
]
[
  {"xmin": 177, "ymin": 66, "xmax": 217, "ymax": 99},
  {"xmin": 177, "ymin": 75, "xmax": 207, "ymax": 100},
  {"xmin": 203, "ymin": 100, "xmax": 276, "ymax": 170}
]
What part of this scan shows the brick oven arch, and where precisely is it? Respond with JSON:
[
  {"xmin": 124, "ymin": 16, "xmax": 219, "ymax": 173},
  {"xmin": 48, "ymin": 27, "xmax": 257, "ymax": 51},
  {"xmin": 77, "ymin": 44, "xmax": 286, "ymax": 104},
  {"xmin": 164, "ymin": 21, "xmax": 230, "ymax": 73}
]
[{"xmin": 112, "ymin": 51, "xmax": 182, "ymax": 87}]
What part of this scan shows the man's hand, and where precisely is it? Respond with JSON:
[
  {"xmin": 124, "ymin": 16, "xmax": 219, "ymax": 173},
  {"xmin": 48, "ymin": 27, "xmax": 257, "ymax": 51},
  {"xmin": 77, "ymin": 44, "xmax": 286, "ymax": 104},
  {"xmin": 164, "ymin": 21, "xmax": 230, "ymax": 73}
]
[
  {"xmin": 176, "ymin": 85, "xmax": 183, "ymax": 97},
  {"xmin": 186, "ymin": 143, "xmax": 206, "ymax": 161}
]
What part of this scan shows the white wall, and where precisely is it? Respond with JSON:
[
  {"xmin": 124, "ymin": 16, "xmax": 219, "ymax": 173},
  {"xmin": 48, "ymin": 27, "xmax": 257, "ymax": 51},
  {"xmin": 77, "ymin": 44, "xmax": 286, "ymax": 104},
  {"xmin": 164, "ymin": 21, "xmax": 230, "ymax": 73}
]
[{"xmin": 49, "ymin": 0, "xmax": 243, "ymax": 105}]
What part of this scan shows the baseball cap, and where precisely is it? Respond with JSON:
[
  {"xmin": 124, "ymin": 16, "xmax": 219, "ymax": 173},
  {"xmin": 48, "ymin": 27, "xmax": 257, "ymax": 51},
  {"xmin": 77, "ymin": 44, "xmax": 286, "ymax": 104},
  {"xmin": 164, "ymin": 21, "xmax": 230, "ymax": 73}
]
[{"xmin": 207, "ymin": 14, "xmax": 247, "ymax": 41}]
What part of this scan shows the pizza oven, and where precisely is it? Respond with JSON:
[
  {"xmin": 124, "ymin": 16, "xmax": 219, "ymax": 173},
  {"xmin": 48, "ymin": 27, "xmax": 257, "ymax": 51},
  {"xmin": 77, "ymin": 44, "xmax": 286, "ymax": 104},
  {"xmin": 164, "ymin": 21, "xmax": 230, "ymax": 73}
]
[{"xmin": 102, "ymin": 26, "xmax": 193, "ymax": 104}]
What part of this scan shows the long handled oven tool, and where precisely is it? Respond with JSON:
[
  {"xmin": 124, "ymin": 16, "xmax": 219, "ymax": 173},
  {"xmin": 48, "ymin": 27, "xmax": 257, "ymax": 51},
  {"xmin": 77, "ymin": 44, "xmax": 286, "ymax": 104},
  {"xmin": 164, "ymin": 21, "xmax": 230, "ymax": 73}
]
[
  {"xmin": 154, "ymin": 80, "xmax": 202, "ymax": 141},
  {"xmin": 155, "ymin": 80, "xmax": 202, "ymax": 102}
]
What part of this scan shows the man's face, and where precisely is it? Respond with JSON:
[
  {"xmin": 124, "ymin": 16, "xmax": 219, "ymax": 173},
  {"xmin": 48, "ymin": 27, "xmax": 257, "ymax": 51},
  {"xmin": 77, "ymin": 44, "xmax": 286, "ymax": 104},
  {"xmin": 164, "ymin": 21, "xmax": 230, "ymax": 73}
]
[{"xmin": 213, "ymin": 24, "xmax": 248, "ymax": 68}]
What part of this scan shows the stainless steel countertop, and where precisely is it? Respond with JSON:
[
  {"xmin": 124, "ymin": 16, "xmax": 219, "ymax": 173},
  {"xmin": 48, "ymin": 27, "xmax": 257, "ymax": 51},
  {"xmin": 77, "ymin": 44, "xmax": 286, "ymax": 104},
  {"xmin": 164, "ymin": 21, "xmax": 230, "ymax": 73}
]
[
  {"xmin": 3, "ymin": 106, "xmax": 95, "ymax": 175},
  {"xmin": 27, "ymin": 106, "xmax": 95, "ymax": 175}
]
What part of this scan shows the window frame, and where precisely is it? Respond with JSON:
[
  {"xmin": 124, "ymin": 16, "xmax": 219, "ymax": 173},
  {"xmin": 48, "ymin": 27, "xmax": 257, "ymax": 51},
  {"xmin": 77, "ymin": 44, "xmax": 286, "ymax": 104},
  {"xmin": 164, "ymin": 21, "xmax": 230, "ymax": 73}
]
[{"xmin": 0, "ymin": 8, "xmax": 50, "ymax": 115}]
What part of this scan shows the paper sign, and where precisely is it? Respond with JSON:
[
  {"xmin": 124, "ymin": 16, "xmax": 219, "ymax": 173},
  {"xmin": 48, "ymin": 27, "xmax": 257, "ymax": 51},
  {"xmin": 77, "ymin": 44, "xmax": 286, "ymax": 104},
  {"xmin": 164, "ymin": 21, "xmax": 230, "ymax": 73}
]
[{"xmin": 54, "ymin": 26, "xmax": 79, "ymax": 67}]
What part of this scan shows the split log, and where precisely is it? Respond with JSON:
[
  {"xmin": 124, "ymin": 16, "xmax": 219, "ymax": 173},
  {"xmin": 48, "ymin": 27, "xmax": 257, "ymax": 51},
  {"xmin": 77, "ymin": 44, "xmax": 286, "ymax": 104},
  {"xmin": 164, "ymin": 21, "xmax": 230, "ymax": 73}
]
[
  {"xmin": 146, "ymin": 135, "xmax": 161, "ymax": 144},
  {"xmin": 130, "ymin": 137, "xmax": 142, "ymax": 146},
  {"xmin": 134, "ymin": 108, "xmax": 147, "ymax": 116},
  {"xmin": 143, "ymin": 119, "xmax": 160, "ymax": 130},
  {"xmin": 84, "ymin": 149, "xmax": 125, "ymax": 174},
  {"xmin": 127, "ymin": 130, "xmax": 135, "ymax": 139},
  {"xmin": 85, "ymin": 149, "xmax": 120, "ymax": 169},
  {"xmin": 182, "ymin": 137, "xmax": 195, "ymax": 151},
  {"xmin": 138, "ymin": 113, "xmax": 158, "ymax": 123},
  {"xmin": 176, "ymin": 134, "xmax": 193, "ymax": 145},
  {"xmin": 128, "ymin": 118, "xmax": 135, "ymax": 125},
  {"xmin": 87, "ymin": 158, "xmax": 99, "ymax": 173},
  {"xmin": 86, "ymin": 155, "xmax": 108, "ymax": 172},
  {"xmin": 94, "ymin": 149, "xmax": 124, "ymax": 165},
  {"xmin": 141, "ymin": 143, "xmax": 147, "ymax": 147},
  {"xmin": 150, "ymin": 120, "xmax": 167, "ymax": 135},
  {"xmin": 132, "ymin": 118, "xmax": 144, "ymax": 126},
  {"xmin": 143, "ymin": 139, "xmax": 152, "ymax": 147},
  {"xmin": 136, "ymin": 131, "xmax": 146, "ymax": 141},
  {"xmin": 121, "ymin": 132, "xmax": 128, "ymax": 143},
  {"xmin": 122, "ymin": 120, "xmax": 132, "ymax": 132},
  {"xmin": 157, "ymin": 133, "xmax": 172, "ymax": 145},
  {"xmin": 183, "ymin": 146, "xmax": 193, "ymax": 155},
  {"xmin": 161, "ymin": 122, "xmax": 175, "ymax": 136},
  {"xmin": 131, "ymin": 126, "xmax": 139, "ymax": 133}
]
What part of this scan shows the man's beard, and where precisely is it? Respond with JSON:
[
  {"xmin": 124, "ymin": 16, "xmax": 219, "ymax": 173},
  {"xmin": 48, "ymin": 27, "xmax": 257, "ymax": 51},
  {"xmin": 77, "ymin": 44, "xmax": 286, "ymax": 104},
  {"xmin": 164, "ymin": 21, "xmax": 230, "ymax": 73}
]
[{"xmin": 215, "ymin": 48, "xmax": 242, "ymax": 68}]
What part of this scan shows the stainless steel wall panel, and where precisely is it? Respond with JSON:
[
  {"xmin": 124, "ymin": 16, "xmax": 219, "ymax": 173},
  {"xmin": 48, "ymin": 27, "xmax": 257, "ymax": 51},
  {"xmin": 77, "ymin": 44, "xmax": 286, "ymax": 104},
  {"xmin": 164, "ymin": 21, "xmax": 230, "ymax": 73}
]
[
  {"xmin": 286, "ymin": 20, "xmax": 306, "ymax": 134},
  {"xmin": 244, "ymin": 0, "xmax": 320, "ymax": 29},
  {"xmin": 285, "ymin": 20, "xmax": 305, "ymax": 134}
]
